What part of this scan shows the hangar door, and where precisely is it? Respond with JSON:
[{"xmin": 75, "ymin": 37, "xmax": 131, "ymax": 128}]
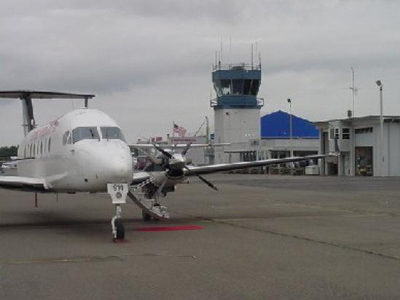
[{"xmin": 355, "ymin": 147, "xmax": 373, "ymax": 176}]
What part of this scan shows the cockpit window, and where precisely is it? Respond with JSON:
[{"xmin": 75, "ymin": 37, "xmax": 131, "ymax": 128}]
[
  {"xmin": 101, "ymin": 127, "xmax": 126, "ymax": 142},
  {"xmin": 72, "ymin": 127, "xmax": 100, "ymax": 143}
]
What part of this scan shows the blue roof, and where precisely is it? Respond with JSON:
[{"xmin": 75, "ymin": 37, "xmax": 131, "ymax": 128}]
[{"xmin": 261, "ymin": 110, "xmax": 319, "ymax": 139}]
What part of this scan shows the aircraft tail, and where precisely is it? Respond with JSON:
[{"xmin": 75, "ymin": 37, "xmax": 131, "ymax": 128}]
[{"xmin": 0, "ymin": 90, "xmax": 94, "ymax": 136}]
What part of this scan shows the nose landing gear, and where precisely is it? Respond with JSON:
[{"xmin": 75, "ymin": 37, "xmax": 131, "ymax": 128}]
[
  {"xmin": 107, "ymin": 184, "xmax": 128, "ymax": 242},
  {"xmin": 111, "ymin": 205, "xmax": 125, "ymax": 241}
]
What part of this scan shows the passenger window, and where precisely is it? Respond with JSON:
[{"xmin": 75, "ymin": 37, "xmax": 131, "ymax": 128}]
[
  {"xmin": 72, "ymin": 127, "xmax": 100, "ymax": 143},
  {"xmin": 100, "ymin": 127, "xmax": 126, "ymax": 142}
]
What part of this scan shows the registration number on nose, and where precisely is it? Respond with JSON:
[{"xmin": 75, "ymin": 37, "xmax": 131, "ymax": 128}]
[{"xmin": 107, "ymin": 183, "xmax": 128, "ymax": 204}]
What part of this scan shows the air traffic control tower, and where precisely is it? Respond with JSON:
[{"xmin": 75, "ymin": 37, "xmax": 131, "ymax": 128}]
[{"xmin": 211, "ymin": 62, "xmax": 263, "ymax": 163}]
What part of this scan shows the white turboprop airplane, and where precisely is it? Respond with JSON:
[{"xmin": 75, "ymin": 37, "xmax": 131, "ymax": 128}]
[{"xmin": 0, "ymin": 90, "xmax": 336, "ymax": 242}]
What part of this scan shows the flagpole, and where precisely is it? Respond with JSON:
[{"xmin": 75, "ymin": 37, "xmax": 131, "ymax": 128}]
[{"xmin": 172, "ymin": 121, "xmax": 175, "ymax": 144}]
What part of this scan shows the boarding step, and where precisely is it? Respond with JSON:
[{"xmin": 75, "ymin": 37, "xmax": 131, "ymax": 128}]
[
  {"xmin": 131, "ymin": 177, "xmax": 154, "ymax": 192},
  {"xmin": 127, "ymin": 191, "xmax": 170, "ymax": 220}
]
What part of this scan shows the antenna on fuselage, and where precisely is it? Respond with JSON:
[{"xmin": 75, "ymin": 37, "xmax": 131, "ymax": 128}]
[{"xmin": 0, "ymin": 90, "xmax": 95, "ymax": 136}]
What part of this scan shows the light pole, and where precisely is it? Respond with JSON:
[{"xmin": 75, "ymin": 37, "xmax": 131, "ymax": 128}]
[
  {"xmin": 287, "ymin": 98, "xmax": 293, "ymax": 157},
  {"xmin": 376, "ymin": 80, "xmax": 384, "ymax": 175},
  {"xmin": 350, "ymin": 67, "xmax": 357, "ymax": 117}
]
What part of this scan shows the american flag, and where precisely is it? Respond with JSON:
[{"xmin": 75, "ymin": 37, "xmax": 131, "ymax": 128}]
[{"xmin": 173, "ymin": 123, "xmax": 187, "ymax": 137}]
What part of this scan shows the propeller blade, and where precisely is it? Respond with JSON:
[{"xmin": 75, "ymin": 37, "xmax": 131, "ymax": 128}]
[
  {"xmin": 184, "ymin": 165, "xmax": 218, "ymax": 191},
  {"xmin": 153, "ymin": 143, "xmax": 173, "ymax": 159},
  {"xmin": 156, "ymin": 176, "xmax": 169, "ymax": 195},
  {"xmin": 181, "ymin": 143, "xmax": 192, "ymax": 155},
  {"xmin": 197, "ymin": 174, "xmax": 218, "ymax": 191}
]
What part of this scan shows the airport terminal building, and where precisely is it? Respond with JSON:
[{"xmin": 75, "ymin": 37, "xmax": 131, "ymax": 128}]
[
  {"xmin": 211, "ymin": 109, "xmax": 319, "ymax": 164},
  {"xmin": 316, "ymin": 116, "xmax": 400, "ymax": 176}
]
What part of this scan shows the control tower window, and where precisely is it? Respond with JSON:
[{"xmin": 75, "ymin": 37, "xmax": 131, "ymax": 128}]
[
  {"xmin": 215, "ymin": 78, "xmax": 259, "ymax": 96},
  {"xmin": 214, "ymin": 80, "xmax": 231, "ymax": 96},
  {"xmin": 250, "ymin": 80, "xmax": 260, "ymax": 95},
  {"xmin": 232, "ymin": 80, "xmax": 244, "ymax": 95},
  {"xmin": 243, "ymin": 80, "xmax": 251, "ymax": 95},
  {"xmin": 72, "ymin": 127, "xmax": 100, "ymax": 143},
  {"xmin": 220, "ymin": 80, "xmax": 231, "ymax": 95},
  {"xmin": 101, "ymin": 127, "xmax": 126, "ymax": 142}
]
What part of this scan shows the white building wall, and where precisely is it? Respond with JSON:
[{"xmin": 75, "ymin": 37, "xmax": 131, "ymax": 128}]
[
  {"xmin": 214, "ymin": 108, "xmax": 260, "ymax": 163},
  {"xmin": 354, "ymin": 131, "xmax": 374, "ymax": 145},
  {"xmin": 318, "ymin": 118, "xmax": 400, "ymax": 176},
  {"xmin": 387, "ymin": 123, "xmax": 400, "ymax": 175}
]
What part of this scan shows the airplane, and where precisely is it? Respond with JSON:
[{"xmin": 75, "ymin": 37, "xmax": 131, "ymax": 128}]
[{"xmin": 0, "ymin": 90, "xmax": 337, "ymax": 242}]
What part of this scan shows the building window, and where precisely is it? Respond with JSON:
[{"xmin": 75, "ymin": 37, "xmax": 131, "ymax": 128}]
[
  {"xmin": 334, "ymin": 128, "xmax": 340, "ymax": 139},
  {"xmin": 329, "ymin": 128, "xmax": 334, "ymax": 139},
  {"xmin": 342, "ymin": 128, "xmax": 350, "ymax": 139},
  {"xmin": 355, "ymin": 127, "xmax": 373, "ymax": 134}
]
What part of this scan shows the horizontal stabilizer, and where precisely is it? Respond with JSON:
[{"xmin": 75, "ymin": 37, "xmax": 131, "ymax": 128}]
[{"xmin": 0, "ymin": 90, "xmax": 94, "ymax": 99}]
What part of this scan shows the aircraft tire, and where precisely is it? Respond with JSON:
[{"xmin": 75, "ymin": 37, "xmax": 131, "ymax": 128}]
[
  {"xmin": 113, "ymin": 218, "xmax": 125, "ymax": 241},
  {"xmin": 142, "ymin": 210, "xmax": 152, "ymax": 221}
]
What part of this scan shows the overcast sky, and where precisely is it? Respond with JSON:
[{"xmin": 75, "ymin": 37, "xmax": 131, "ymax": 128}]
[{"xmin": 1, "ymin": 0, "xmax": 399, "ymax": 146}]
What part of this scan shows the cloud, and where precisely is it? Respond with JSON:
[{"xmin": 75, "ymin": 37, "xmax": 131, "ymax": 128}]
[{"xmin": 0, "ymin": 0, "xmax": 400, "ymax": 145}]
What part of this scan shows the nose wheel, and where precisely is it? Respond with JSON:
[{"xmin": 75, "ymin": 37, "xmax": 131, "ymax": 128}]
[
  {"xmin": 107, "ymin": 184, "xmax": 128, "ymax": 242},
  {"xmin": 111, "ymin": 205, "xmax": 125, "ymax": 241}
]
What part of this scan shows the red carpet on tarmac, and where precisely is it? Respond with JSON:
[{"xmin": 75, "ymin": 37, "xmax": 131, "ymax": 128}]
[{"xmin": 136, "ymin": 225, "xmax": 204, "ymax": 232}]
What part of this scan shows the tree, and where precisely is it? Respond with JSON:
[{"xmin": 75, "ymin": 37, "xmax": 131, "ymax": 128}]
[{"xmin": 0, "ymin": 146, "xmax": 18, "ymax": 157}]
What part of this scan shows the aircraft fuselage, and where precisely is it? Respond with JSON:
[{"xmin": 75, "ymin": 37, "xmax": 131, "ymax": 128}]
[{"xmin": 16, "ymin": 108, "xmax": 133, "ymax": 192}]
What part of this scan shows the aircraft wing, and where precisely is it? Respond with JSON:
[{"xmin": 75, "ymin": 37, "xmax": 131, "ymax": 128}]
[
  {"xmin": 0, "ymin": 176, "xmax": 47, "ymax": 191},
  {"xmin": 130, "ymin": 143, "xmax": 229, "ymax": 149},
  {"xmin": 184, "ymin": 153, "xmax": 335, "ymax": 176}
]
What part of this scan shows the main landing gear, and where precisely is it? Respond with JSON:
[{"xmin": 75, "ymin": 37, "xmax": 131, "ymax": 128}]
[
  {"xmin": 107, "ymin": 184, "xmax": 128, "ymax": 242},
  {"xmin": 128, "ymin": 191, "xmax": 170, "ymax": 221}
]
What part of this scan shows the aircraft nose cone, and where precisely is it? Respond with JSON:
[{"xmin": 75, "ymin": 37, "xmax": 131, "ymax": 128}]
[{"xmin": 106, "ymin": 155, "xmax": 133, "ymax": 183}]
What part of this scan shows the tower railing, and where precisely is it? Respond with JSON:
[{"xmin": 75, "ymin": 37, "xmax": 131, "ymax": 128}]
[
  {"xmin": 212, "ymin": 63, "xmax": 261, "ymax": 71},
  {"xmin": 210, "ymin": 97, "xmax": 264, "ymax": 107}
]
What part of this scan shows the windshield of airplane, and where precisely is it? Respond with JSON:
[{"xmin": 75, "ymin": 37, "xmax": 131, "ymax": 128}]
[
  {"xmin": 72, "ymin": 127, "xmax": 100, "ymax": 143},
  {"xmin": 101, "ymin": 127, "xmax": 126, "ymax": 142}
]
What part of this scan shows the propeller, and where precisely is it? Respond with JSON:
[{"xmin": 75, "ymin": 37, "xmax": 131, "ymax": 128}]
[{"xmin": 152, "ymin": 143, "xmax": 218, "ymax": 191}]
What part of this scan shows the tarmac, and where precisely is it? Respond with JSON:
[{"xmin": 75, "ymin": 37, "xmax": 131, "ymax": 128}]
[{"xmin": 1, "ymin": 174, "xmax": 400, "ymax": 299}]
